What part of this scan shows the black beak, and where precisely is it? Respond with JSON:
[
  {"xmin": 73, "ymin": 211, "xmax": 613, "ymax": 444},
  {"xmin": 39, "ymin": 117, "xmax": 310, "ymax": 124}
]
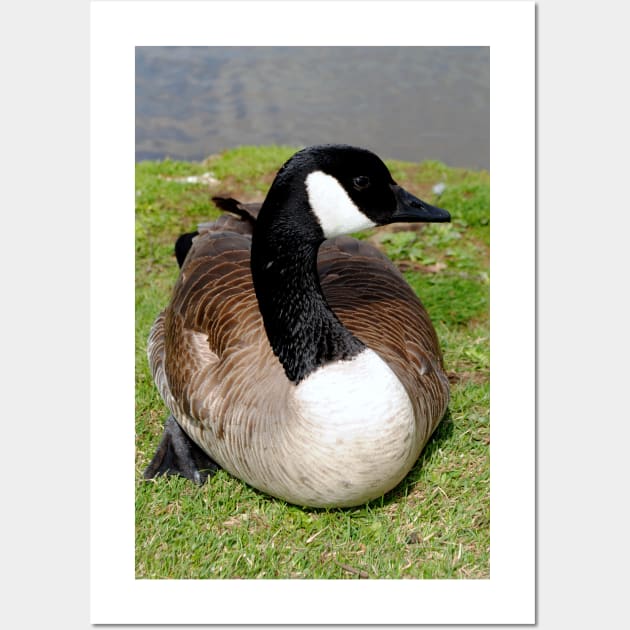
[{"xmin": 390, "ymin": 184, "xmax": 451, "ymax": 223}]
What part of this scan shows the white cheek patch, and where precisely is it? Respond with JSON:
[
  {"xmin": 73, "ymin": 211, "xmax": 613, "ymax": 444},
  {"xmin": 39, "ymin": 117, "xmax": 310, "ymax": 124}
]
[{"xmin": 305, "ymin": 171, "xmax": 377, "ymax": 238}]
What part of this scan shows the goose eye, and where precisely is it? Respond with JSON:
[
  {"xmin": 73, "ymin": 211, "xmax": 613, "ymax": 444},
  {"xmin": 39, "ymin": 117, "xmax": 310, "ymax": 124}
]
[{"xmin": 353, "ymin": 175, "xmax": 370, "ymax": 191}]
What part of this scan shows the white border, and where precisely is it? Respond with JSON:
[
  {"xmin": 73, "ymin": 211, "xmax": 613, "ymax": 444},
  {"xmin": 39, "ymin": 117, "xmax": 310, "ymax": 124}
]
[{"xmin": 91, "ymin": 0, "xmax": 534, "ymax": 624}]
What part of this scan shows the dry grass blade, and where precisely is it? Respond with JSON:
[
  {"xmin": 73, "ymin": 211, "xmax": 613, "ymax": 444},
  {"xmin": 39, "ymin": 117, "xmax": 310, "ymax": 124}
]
[{"xmin": 335, "ymin": 561, "xmax": 369, "ymax": 579}]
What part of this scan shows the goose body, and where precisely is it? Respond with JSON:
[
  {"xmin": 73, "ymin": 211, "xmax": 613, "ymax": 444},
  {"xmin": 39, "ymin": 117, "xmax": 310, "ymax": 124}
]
[{"xmin": 145, "ymin": 145, "xmax": 451, "ymax": 508}]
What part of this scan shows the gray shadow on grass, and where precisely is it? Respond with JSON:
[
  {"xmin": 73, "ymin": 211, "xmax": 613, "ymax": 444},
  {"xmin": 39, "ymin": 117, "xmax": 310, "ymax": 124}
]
[{"xmin": 375, "ymin": 408, "xmax": 455, "ymax": 508}]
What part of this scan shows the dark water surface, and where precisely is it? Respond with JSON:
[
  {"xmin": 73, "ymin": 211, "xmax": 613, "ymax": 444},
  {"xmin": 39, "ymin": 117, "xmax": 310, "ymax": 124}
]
[{"xmin": 136, "ymin": 47, "xmax": 489, "ymax": 170}]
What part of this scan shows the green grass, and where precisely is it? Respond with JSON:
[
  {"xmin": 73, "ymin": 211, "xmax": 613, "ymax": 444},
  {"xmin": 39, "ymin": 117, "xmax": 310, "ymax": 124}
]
[{"xmin": 136, "ymin": 145, "xmax": 490, "ymax": 579}]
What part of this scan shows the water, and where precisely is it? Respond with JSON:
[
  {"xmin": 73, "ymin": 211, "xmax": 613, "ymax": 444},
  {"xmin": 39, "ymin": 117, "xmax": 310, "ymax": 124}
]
[{"xmin": 136, "ymin": 47, "xmax": 489, "ymax": 170}]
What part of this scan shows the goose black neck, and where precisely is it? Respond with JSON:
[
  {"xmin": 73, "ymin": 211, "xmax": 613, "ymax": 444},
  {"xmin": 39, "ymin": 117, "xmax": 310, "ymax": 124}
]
[{"xmin": 250, "ymin": 201, "xmax": 365, "ymax": 384}]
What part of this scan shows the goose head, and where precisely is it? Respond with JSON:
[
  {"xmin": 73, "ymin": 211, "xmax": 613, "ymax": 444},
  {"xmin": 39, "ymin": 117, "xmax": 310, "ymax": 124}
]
[
  {"xmin": 256, "ymin": 144, "xmax": 450, "ymax": 245},
  {"xmin": 250, "ymin": 144, "xmax": 451, "ymax": 384}
]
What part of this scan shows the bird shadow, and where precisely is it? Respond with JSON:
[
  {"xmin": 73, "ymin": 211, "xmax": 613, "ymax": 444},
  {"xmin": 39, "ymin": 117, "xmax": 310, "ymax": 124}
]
[{"xmin": 375, "ymin": 408, "xmax": 455, "ymax": 508}]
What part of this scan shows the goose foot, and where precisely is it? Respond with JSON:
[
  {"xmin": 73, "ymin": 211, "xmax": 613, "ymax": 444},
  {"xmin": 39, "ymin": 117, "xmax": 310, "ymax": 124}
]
[{"xmin": 143, "ymin": 415, "xmax": 220, "ymax": 485}]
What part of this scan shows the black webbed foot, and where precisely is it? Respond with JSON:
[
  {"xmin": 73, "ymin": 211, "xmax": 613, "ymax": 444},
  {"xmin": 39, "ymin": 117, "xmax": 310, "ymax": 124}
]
[{"xmin": 143, "ymin": 415, "xmax": 220, "ymax": 485}]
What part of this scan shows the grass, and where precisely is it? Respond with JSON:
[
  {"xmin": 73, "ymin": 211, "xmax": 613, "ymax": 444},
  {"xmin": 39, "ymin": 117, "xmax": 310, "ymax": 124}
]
[{"xmin": 135, "ymin": 145, "xmax": 490, "ymax": 579}]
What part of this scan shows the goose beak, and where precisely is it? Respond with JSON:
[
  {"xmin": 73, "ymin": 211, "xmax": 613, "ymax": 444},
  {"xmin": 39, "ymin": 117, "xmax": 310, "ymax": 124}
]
[{"xmin": 390, "ymin": 185, "xmax": 451, "ymax": 223}]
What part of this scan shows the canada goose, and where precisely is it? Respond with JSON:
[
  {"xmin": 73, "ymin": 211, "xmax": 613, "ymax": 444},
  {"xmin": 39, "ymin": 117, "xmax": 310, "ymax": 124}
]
[{"xmin": 144, "ymin": 144, "xmax": 451, "ymax": 508}]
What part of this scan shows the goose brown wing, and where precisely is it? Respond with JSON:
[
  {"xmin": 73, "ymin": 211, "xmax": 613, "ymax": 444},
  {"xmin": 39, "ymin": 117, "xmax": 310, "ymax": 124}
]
[
  {"xmin": 149, "ymin": 218, "xmax": 280, "ymax": 435},
  {"xmin": 318, "ymin": 236, "xmax": 449, "ymax": 440}
]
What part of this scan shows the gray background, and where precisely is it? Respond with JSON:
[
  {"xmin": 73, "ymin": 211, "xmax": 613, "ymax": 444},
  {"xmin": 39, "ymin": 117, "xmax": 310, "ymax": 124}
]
[{"xmin": 136, "ymin": 46, "xmax": 489, "ymax": 170}]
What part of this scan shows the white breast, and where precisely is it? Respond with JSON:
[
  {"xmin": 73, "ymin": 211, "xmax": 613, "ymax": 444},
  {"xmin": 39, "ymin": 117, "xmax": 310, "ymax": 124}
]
[{"xmin": 281, "ymin": 348, "xmax": 418, "ymax": 507}]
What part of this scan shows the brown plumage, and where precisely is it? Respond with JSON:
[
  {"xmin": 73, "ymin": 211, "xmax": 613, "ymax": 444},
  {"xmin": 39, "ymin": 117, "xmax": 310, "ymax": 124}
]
[{"xmin": 145, "ymin": 145, "xmax": 451, "ymax": 507}]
